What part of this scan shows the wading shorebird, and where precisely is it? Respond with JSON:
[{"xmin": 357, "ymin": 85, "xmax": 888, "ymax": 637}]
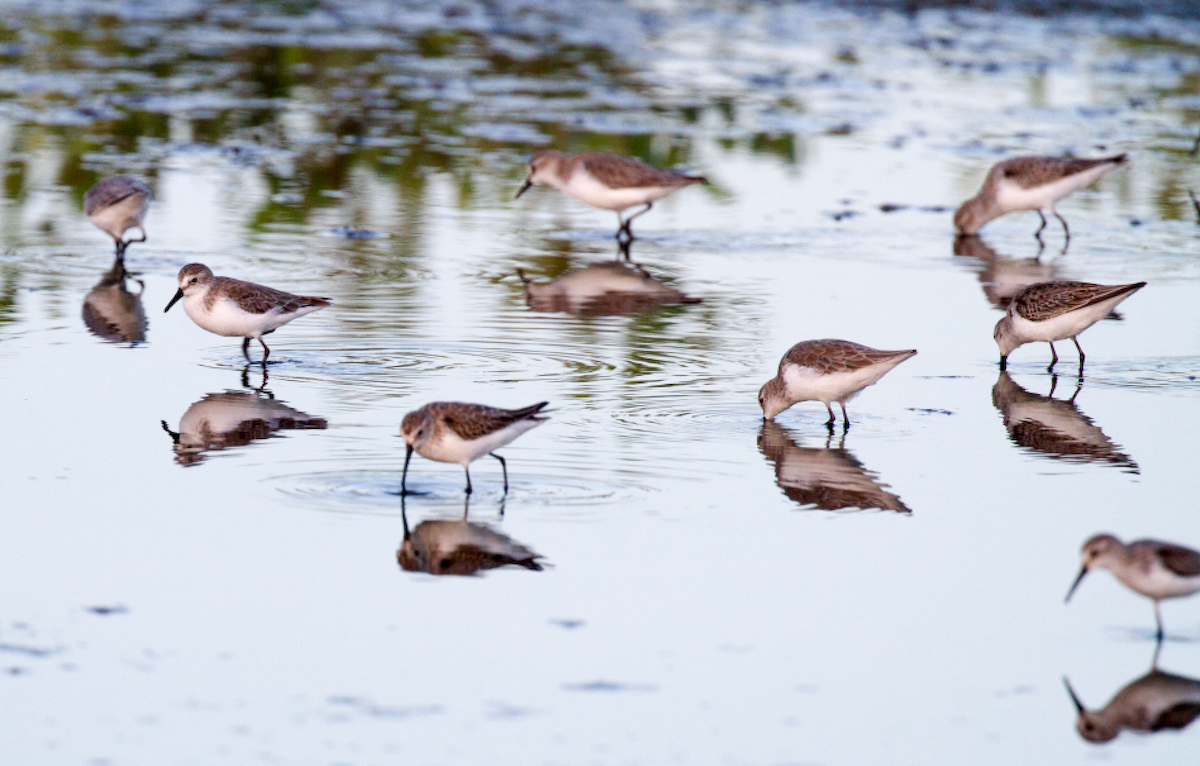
[
  {"xmin": 515, "ymin": 150, "xmax": 707, "ymax": 240},
  {"xmin": 994, "ymin": 280, "xmax": 1145, "ymax": 373},
  {"xmin": 164, "ymin": 263, "xmax": 331, "ymax": 364},
  {"xmin": 1064, "ymin": 668, "xmax": 1200, "ymax": 743},
  {"xmin": 400, "ymin": 401, "xmax": 550, "ymax": 494},
  {"xmin": 1066, "ymin": 534, "xmax": 1200, "ymax": 641},
  {"xmin": 758, "ymin": 339, "xmax": 917, "ymax": 429},
  {"xmin": 83, "ymin": 175, "xmax": 153, "ymax": 259},
  {"xmin": 954, "ymin": 154, "xmax": 1127, "ymax": 243}
]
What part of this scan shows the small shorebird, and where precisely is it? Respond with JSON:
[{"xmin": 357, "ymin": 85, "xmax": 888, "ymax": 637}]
[
  {"xmin": 161, "ymin": 387, "xmax": 327, "ymax": 466},
  {"xmin": 515, "ymin": 150, "xmax": 706, "ymax": 240},
  {"xmin": 517, "ymin": 260, "xmax": 699, "ymax": 316},
  {"xmin": 164, "ymin": 263, "xmax": 331, "ymax": 364},
  {"xmin": 954, "ymin": 154, "xmax": 1127, "ymax": 242},
  {"xmin": 81, "ymin": 257, "xmax": 147, "ymax": 344},
  {"xmin": 1066, "ymin": 534, "xmax": 1200, "ymax": 641},
  {"xmin": 994, "ymin": 280, "xmax": 1145, "ymax": 372},
  {"xmin": 758, "ymin": 339, "xmax": 917, "ymax": 428},
  {"xmin": 83, "ymin": 175, "xmax": 153, "ymax": 259},
  {"xmin": 400, "ymin": 401, "xmax": 549, "ymax": 494}
]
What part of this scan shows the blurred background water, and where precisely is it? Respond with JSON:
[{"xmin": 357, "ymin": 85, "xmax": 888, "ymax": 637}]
[{"xmin": 1, "ymin": 1, "xmax": 1200, "ymax": 763}]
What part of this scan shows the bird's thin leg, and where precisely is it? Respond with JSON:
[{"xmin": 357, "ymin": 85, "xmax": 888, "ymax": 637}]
[
  {"xmin": 492, "ymin": 453, "xmax": 509, "ymax": 494},
  {"xmin": 1054, "ymin": 211, "xmax": 1071, "ymax": 244},
  {"xmin": 259, "ymin": 338, "xmax": 271, "ymax": 366},
  {"xmin": 840, "ymin": 401, "xmax": 851, "ymax": 430},
  {"xmin": 1069, "ymin": 377, "xmax": 1083, "ymax": 406},
  {"xmin": 999, "ymin": 355, "xmax": 1008, "ymax": 371},
  {"xmin": 1152, "ymin": 630, "xmax": 1164, "ymax": 669},
  {"xmin": 1048, "ymin": 374, "xmax": 1058, "ymax": 398},
  {"xmin": 824, "ymin": 402, "xmax": 836, "ymax": 429},
  {"xmin": 615, "ymin": 212, "xmax": 628, "ymax": 240},
  {"xmin": 463, "ymin": 465, "xmax": 473, "ymax": 495},
  {"xmin": 1034, "ymin": 210, "xmax": 1048, "ymax": 243},
  {"xmin": 1155, "ymin": 601, "xmax": 1164, "ymax": 642},
  {"xmin": 242, "ymin": 337, "xmax": 252, "ymax": 362},
  {"xmin": 1047, "ymin": 341, "xmax": 1058, "ymax": 372},
  {"xmin": 621, "ymin": 203, "xmax": 653, "ymax": 240},
  {"xmin": 1072, "ymin": 335, "xmax": 1085, "ymax": 374},
  {"xmin": 115, "ymin": 239, "xmax": 127, "ymax": 260}
]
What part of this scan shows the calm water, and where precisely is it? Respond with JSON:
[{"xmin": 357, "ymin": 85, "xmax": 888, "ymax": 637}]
[{"xmin": 3, "ymin": 1, "xmax": 1200, "ymax": 763}]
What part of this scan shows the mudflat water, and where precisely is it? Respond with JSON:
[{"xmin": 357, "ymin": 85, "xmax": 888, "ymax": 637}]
[{"xmin": 2, "ymin": 1, "xmax": 1200, "ymax": 763}]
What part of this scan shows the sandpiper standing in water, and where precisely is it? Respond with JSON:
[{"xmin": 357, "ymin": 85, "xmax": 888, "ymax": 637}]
[
  {"xmin": 164, "ymin": 263, "xmax": 331, "ymax": 364},
  {"xmin": 954, "ymin": 154, "xmax": 1127, "ymax": 243},
  {"xmin": 516, "ymin": 150, "xmax": 706, "ymax": 240},
  {"xmin": 758, "ymin": 339, "xmax": 917, "ymax": 429},
  {"xmin": 84, "ymin": 176, "xmax": 153, "ymax": 259},
  {"xmin": 400, "ymin": 401, "xmax": 549, "ymax": 494},
  {"xmin": 994, "ymin": 280, "xmax": 1145, "ymax": 372},
  {"xmin": 1066, "ymin": 534, "xmax": 1200, "ymax": 641}
]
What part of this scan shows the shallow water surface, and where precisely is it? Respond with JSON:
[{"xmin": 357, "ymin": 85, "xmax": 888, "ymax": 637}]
[{"xmin": 2, "ymin": 1, "xmax": 1200, "ymax": 764}]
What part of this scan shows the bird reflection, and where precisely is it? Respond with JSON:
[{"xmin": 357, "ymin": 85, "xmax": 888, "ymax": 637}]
[
  {"xmin": 81, "ymin": 257, "xmax": 147, "ymax": 344},
  {"xmin": 757, "ymin": 420, "xmax": 911, "ymax": 513},
  {"xmin": 518, "ymin": 241, "xmax": 699, "ymax": 317},
  {"xmin": 397, "ymin": 495, "xmax": 545, "ymax": 576},
  {"xmin": 1065, "ymin": 648, "xmax": 1200, "ymax": 744},
  {"xmin": 160, "ymin": 368, "xmax": 327, "ymax": 466},
  {"xmin": 953, "ymin": 235, "xmax": 1057, "ymax": 311},
  {"xmin": 992, "ymin": 372, "xmax": 1137, "ymax": 473}
]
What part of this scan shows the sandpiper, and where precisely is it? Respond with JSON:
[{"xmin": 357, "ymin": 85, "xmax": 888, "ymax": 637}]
[
  {"xmin": 758, "ymin": 339, "xmax": 917, "ymax": 428},
  {"xmin": 954, "ymin": 154, "xmax": 1127, "ymax": 242},
  {"xmin": 164, "ymin": 263, "xmax": 331, "ymax": 364},
  {"xmin": 400, "ymin": 401, "xmax": 549, "ymax": 494},
  {"xmin": 83, "ymin": 175, "xmax": 153, "ymax": 259},
  {"xmin": 1066, "ymin": 534, "xmax": 1200, "ymax": 641},
  {"xmin": 515, "ymin": 150, "xmax": 706, "ymax": 240},
  {"xmin": 994, "ymin": 280, "xmax": 1145, "ymax": 372}
]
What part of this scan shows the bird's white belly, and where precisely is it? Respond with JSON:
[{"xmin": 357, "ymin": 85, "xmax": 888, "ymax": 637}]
[
  {"xmin": 89, "ymin": 194, "xmax": 149, "ymax": 237},
  {"xmin": 994, "ymin": 164, "xmax": 1112, "ymax": 213},
  {"xmin": 184, "ymin": 296, "xmax": 306, "ymax": 338},
  {"xmin": 419, "ymin": 419, "xmax": 544, "ymax": 466},
  {"xmin": 562, "ymin": 174, "xmax": 675, "ymax": 212},
  {"xmin": 1010, "ymin": 294, "xmax": 1127, "ymax": 343},
  {"xmin": 1121, "ymin": 568, "xmax": 1200, "ymax": 601},
  {"xmin": 782, "ymin": 361, "xmax": 901, "ymax": 404}
]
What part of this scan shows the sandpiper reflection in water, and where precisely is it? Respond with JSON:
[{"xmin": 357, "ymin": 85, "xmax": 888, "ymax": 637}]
[
  {"xmin": 398, "ymin": 495, "xmax": 544, "ymax": 576},
  {"xmin": 757, "ymin": 420, "xmax": 911, "ymax": 513},
  {"xmin": 953, "ymin": 236, "xmax": 1058, "ymax": 311},
  {"xmin": 1065, "ymin": 649, "xmax": 1200, "ymax": 744},
  {"xmin": 81, "ymin": 257, "xmax": 147, "ymax": 344},
  {"xmin": 992, "ymin": 372, "xmax": 1137, "ymax": 473},
  {"xmin": 160, "ymin": 369, "xmax": 328, "ymax": 466},
  {"xmin": 518, "ymin": 242, "xmax": 699, "ymax": 317}
]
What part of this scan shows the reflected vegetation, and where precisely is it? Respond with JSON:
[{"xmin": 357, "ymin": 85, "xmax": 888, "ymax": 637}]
[
  {"xmin": 991, "ymin": 372, "xmax": 1138, "ymax": 473},
  {"xmin": 518, "ymin": 242, "xmax": 699, "ymax": 317},
  {"xmin": 160, "ymin": 369, "xmax": 327, "ymax": 466},
  {"xmin": 757, "ymin": 421, "xmax": 911, "ymax": 513},
  {"xmin": 80, "ymin": 257, "xmax": 146, "ymax": 344},
  {"xmin": 1066, "ymin": 649, "xmax": 1200, "ymax": 744},
  {"xmin": 398, "ymin": 496, "xmax": 544, "ymax": 577}
]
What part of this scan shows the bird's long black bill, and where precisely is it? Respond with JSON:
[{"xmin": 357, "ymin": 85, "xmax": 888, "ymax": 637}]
[
  {"xmin": 1062, "ymin": 677, "xmax": 1085, "ymax": 714},
  {"xmin": 164, "ymin": 288, "xmax": 184, "ymax": 313},
  {"xmin": 1065, "ymin": 565, "xmax": 1088, "ymax": 603},
  {"xmin": 401, "ymin": 443, "xmax": 413, "ymax": 495},
  {"xmin": 515, "ymin": 179, "xmax": 533, "ymax": 199}
]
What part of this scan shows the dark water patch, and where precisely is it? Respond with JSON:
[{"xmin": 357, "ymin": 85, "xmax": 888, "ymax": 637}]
[{"xmin": 563, "ymin": 680, "xmax": 657, "ymax": 693}]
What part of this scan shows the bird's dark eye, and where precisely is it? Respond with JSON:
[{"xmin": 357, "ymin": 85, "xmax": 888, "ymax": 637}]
[{"xmin": 189, "ymin": 277, "xmax": 197, "ymax": 284}]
